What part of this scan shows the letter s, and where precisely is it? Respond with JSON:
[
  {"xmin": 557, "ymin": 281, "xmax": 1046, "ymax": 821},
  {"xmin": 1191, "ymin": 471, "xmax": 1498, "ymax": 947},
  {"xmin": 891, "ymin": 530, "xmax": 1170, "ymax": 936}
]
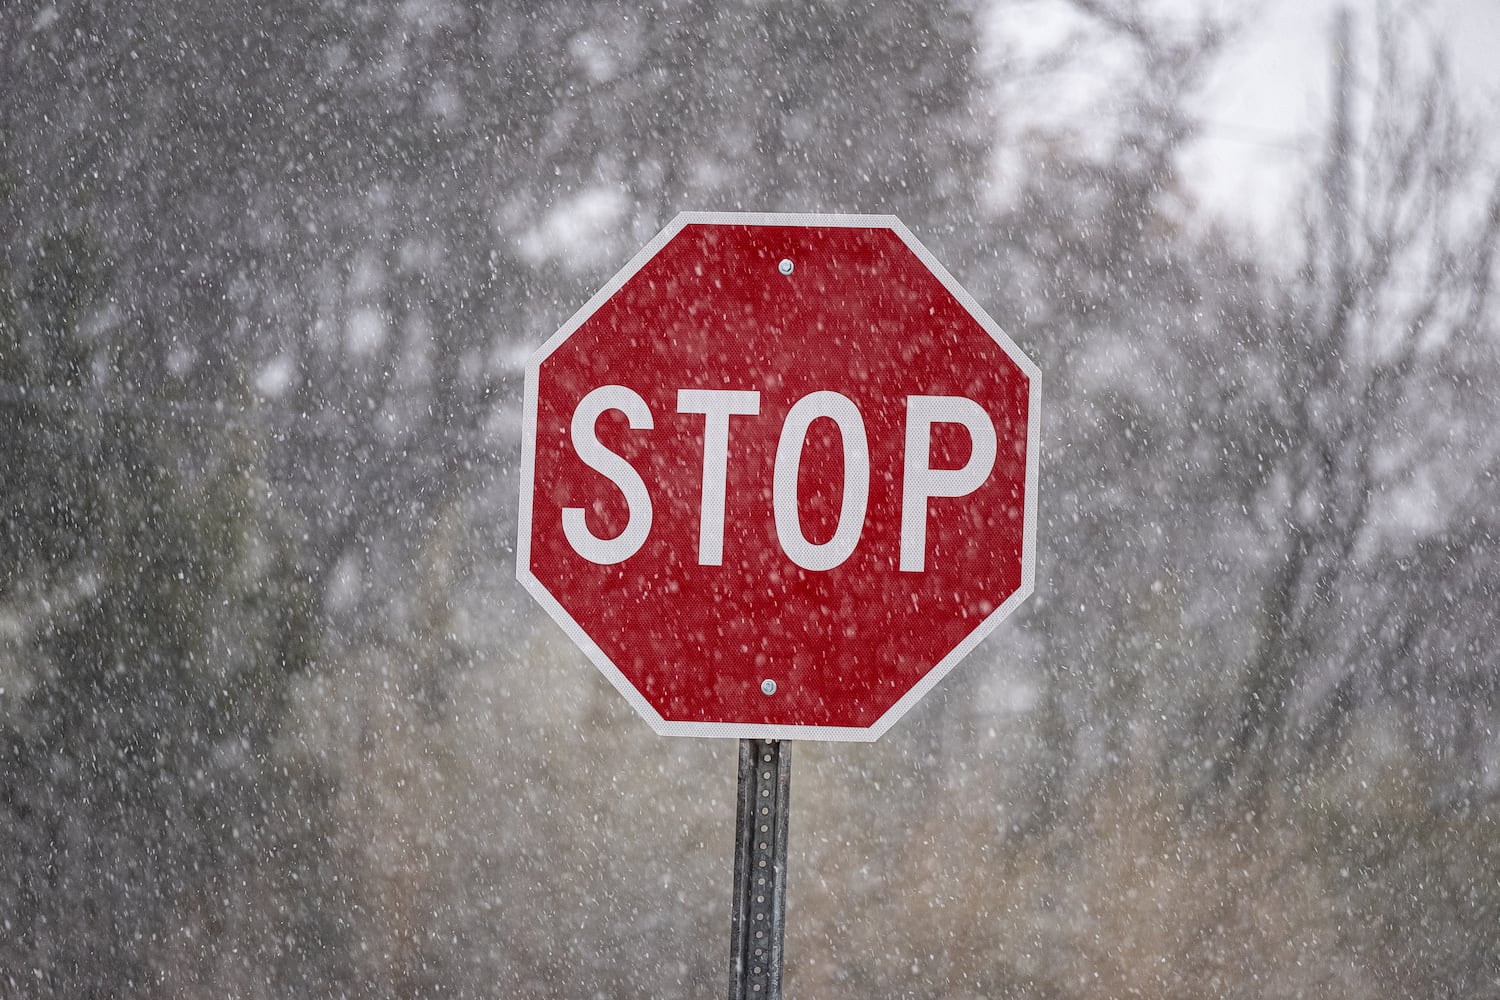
[{"xmin": 563, "ymin": 385, "xmax": 653, "ymax": 564}]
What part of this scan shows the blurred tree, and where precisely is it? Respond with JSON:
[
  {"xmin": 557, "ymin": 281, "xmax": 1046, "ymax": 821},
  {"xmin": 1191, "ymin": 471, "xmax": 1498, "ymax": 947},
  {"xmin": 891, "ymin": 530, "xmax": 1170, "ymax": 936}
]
[
  {"xmin": 1207, "ymin": 7, "xmax": 1500, "ymax": 803},
  {"xmin": 985, "ymin": 0, "xmax": 1500, "ymax": 812},
  {"xmin": 0, "ymin": 223, "xmax": 344, "ymax": 995},
  {"xmin": 979, "ymin": 0, "xmax": 1248, "ymax": 819}
]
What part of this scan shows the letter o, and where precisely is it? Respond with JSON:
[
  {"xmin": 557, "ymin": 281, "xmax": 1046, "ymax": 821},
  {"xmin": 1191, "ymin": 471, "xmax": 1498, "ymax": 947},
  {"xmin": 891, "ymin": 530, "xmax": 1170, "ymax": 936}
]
[{"xmin": 773, "ymin": 391, "xmax": 870, "ymax": 571}]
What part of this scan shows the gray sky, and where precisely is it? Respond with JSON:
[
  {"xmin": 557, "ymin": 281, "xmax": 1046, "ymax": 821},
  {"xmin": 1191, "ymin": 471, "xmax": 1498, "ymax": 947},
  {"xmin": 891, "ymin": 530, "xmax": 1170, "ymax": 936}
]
[
  {"xmin": 1185, "ymin": 0, "xmax": 1500, "ymax": 237},
  {"xmin": 989, "ymin": 0, "xmax": 1500, "ymax": 241}
]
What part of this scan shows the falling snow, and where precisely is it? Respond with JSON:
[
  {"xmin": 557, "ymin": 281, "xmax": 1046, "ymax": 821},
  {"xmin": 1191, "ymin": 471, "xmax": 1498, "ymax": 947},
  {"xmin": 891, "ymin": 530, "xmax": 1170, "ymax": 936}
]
[{"xmin": 2, "ymin": 1, "xmax": 1499, "ymax": 997}]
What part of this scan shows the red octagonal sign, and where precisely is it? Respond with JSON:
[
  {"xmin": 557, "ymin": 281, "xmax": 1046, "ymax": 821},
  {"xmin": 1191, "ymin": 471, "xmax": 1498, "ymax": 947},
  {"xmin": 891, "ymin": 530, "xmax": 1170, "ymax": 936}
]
[{"xmin": 518, "ymin": 212, "xmax": 1039, "ymax": 740}]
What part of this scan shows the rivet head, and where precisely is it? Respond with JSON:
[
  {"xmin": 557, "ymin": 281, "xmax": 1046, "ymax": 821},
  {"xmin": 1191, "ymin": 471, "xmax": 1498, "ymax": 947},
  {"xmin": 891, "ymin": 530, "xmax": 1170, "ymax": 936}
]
[
  {"xmin": 777, "ymin": 258, "xmax": 794, "ymax": 276},
  {"xmin": 760, "ymin": 678, "xmax": 777, "ymax": 695}
]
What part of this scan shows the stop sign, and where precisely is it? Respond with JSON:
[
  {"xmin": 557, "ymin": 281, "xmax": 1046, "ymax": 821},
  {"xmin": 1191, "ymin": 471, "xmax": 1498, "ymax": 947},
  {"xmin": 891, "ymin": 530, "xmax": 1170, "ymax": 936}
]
[{"xmin": 517, "ymin": 212, "xmax": 1038, "ymax": 740}]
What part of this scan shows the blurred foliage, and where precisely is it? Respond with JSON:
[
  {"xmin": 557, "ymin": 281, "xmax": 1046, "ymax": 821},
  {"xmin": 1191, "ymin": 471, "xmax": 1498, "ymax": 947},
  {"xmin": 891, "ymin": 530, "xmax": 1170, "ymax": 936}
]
[{"xmin": 0, "ymin": 225, "xmax": 345, "ymax": 994}]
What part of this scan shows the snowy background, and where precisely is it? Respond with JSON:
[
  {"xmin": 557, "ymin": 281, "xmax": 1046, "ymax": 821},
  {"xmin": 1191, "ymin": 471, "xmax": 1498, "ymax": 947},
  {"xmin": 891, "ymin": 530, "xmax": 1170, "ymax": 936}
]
[{"xmin": 3, "ymin": 1, "xmax": 1499, "ymax": 996}]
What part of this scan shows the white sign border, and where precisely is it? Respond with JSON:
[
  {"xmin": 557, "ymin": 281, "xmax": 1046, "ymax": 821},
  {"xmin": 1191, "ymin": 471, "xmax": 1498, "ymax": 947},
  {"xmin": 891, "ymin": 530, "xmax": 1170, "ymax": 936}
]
[{"xmin": 517, "ymin": 211, "xmax": 1041, "ymax": 742}]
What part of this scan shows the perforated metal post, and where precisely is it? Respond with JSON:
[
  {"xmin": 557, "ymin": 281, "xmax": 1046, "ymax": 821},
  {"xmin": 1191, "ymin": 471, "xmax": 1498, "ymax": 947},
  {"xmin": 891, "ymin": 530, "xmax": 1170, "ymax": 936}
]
[{"xmin": 728, "ymin": 738, "xmax": 791, "ymax": 1000}]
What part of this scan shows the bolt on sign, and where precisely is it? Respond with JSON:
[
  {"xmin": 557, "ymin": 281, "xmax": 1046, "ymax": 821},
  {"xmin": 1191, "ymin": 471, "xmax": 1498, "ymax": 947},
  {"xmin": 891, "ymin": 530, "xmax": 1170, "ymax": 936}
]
[{"xmin": 517, "ymin": 212, "xmax": 1039, "ymax": 741}]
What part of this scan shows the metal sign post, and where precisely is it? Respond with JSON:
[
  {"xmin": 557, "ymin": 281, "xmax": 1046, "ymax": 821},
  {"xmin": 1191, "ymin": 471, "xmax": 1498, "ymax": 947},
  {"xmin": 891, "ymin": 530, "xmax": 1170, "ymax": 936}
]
[
  {"xmin": 728, "ymin": 739, "xmax": 791, "ymax": 999},
  {"xmin": 517, "ymin": 213, "xmax": 1040, "ymax": 995}
]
